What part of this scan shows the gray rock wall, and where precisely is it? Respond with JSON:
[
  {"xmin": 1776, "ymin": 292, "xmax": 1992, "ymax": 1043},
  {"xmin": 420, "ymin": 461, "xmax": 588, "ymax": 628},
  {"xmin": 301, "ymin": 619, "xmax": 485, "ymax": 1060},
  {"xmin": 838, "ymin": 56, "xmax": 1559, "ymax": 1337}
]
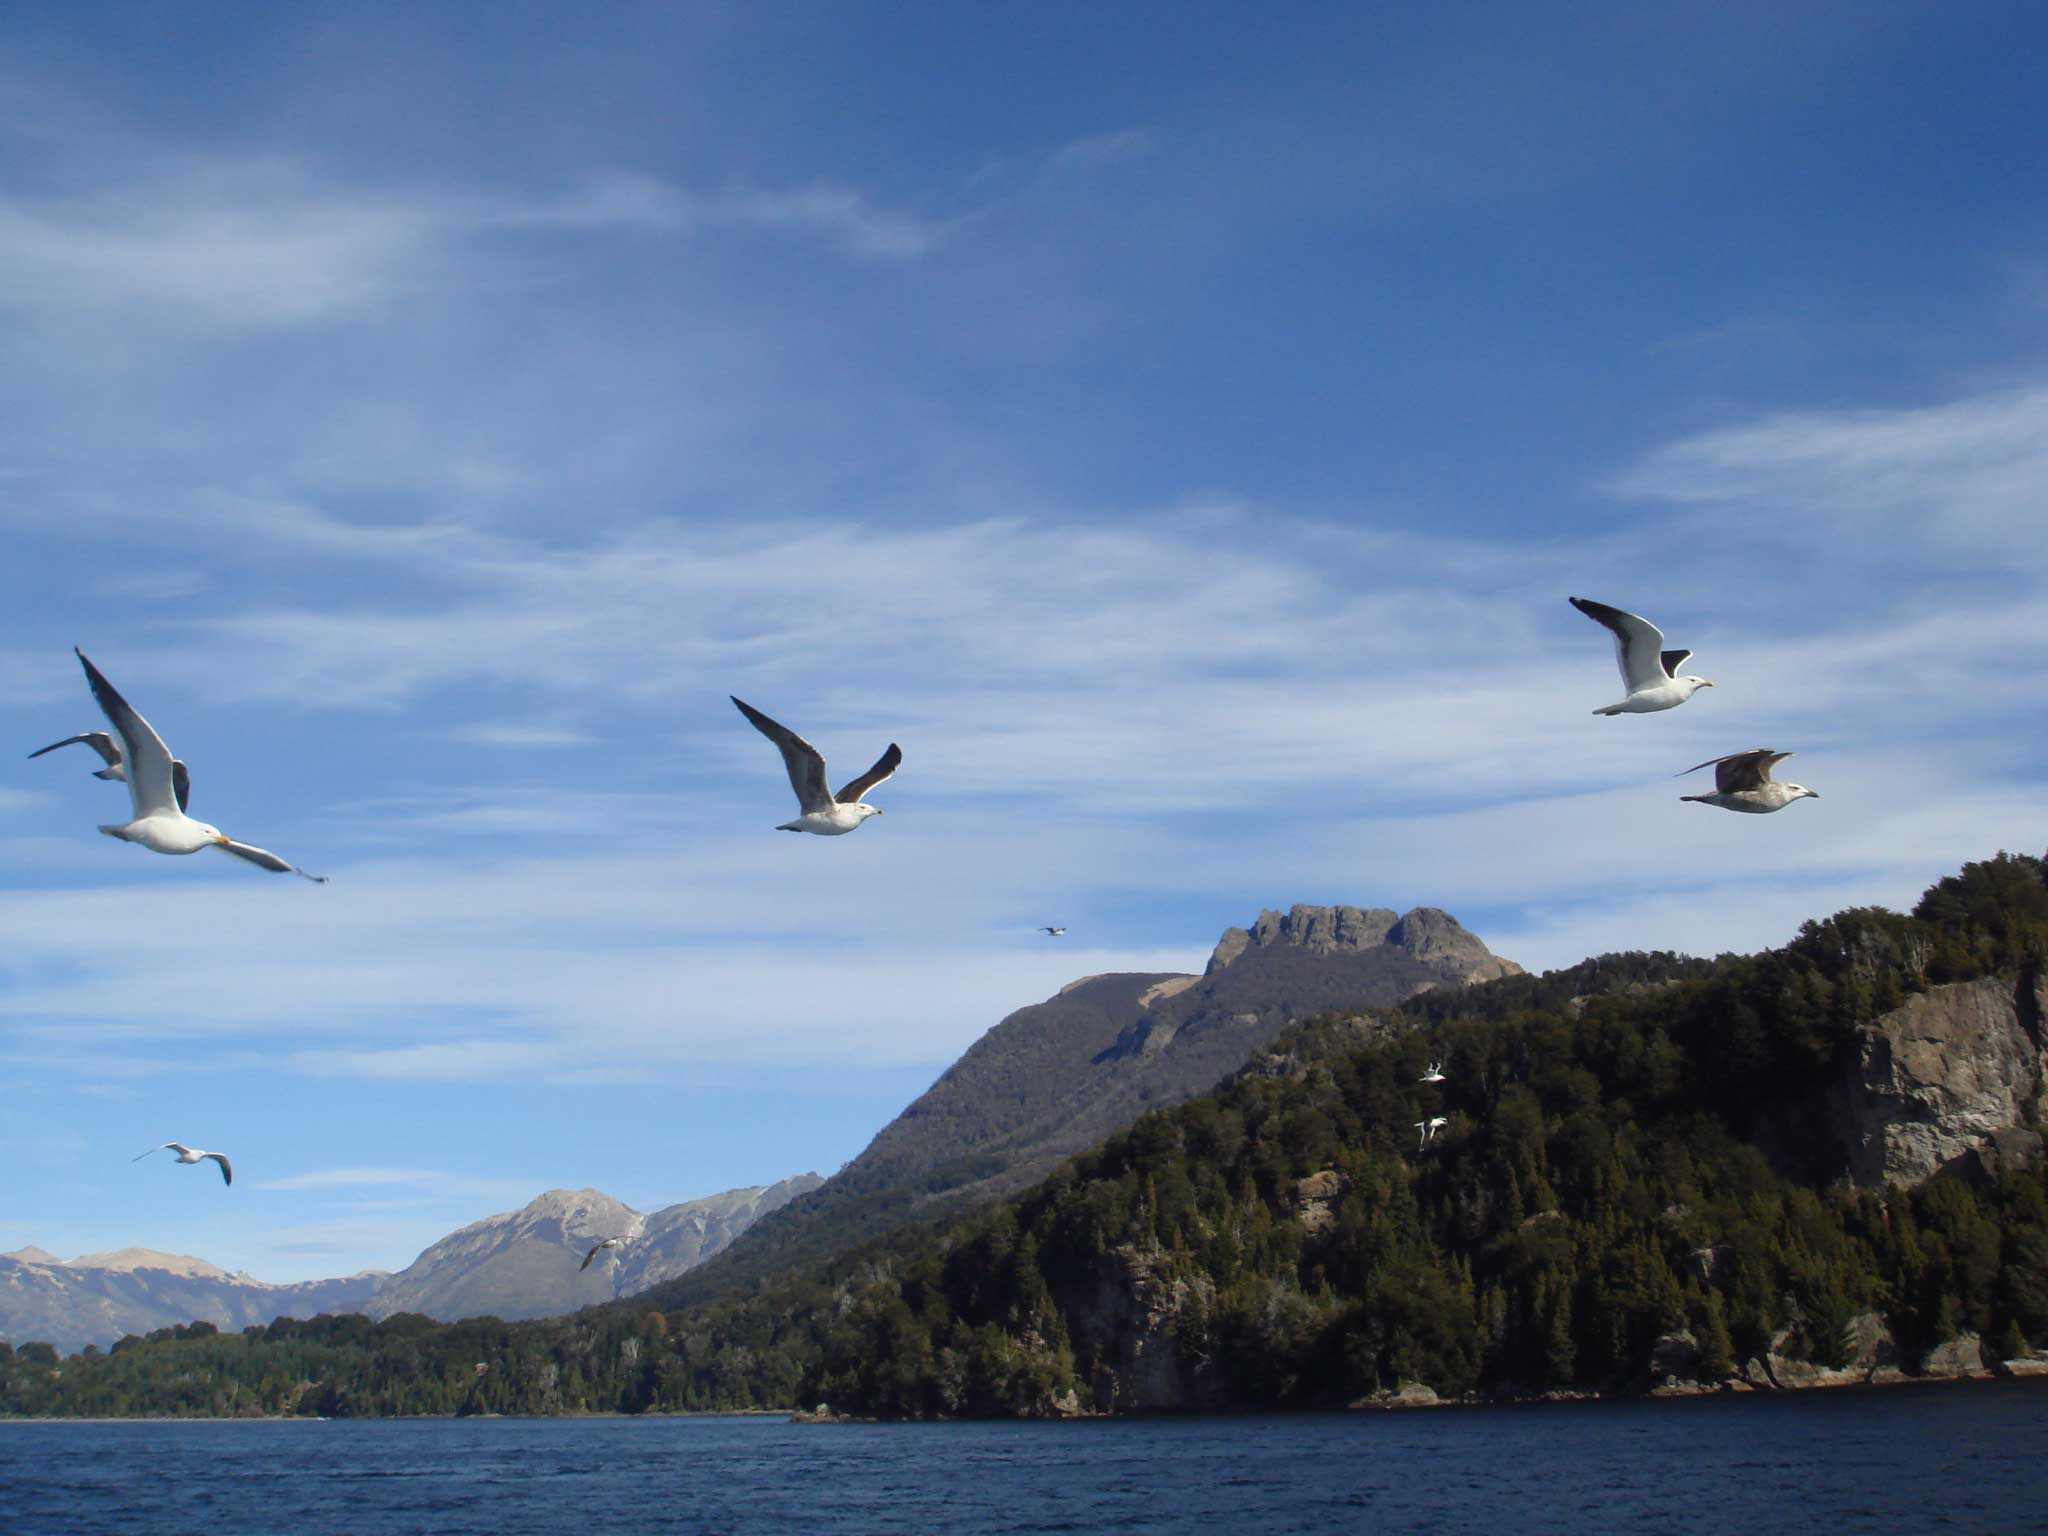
[{"xmin": 1829, "ymin": 977, "xmax": 2046, "ymax": 1187}]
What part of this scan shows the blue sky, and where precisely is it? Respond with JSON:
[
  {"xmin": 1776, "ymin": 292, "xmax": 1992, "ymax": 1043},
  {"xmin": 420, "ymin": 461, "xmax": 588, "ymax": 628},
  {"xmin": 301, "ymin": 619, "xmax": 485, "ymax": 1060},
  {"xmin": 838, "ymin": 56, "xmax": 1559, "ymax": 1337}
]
[{"xmin": 2, "ymin": 3, "xmax": 2045, "ymax": 1284}]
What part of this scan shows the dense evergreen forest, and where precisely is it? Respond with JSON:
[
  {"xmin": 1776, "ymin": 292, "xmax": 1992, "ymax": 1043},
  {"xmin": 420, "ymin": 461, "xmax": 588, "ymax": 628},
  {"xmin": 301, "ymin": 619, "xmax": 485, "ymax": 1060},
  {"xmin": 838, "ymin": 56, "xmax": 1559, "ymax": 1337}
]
[{"xmin": 6, "ymin": 853, "xmax": 2045, "ymax": 1419}]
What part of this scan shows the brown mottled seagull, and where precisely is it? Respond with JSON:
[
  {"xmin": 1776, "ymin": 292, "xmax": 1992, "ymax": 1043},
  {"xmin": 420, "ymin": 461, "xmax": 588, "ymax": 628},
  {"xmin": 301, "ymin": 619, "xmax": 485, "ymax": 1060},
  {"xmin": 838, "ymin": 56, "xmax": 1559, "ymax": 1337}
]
[
  {"xmin": 731, "ymin": 696, "xmax": 900, "ymax": 835},
  {"xmin": 1678, "ymin": 749, "xmax": 1819, "ymax": 814}
]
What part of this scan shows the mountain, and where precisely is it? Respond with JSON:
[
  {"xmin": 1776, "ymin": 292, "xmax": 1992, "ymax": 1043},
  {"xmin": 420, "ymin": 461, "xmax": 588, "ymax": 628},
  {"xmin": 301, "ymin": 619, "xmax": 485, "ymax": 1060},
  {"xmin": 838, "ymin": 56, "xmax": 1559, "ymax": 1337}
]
[
  {"xmin": 6, "ymin": 852, "xmax": 2044, "ymax": 1418},
  {"xmin": 364, "ymin": 1177, "xmax": 822, "ymax": 1323},
  {"xmin": 661, "ymin": 904, "xmax": 1518, "ymax": 1300},
  {"xmin": 1, "ymin": 1176, "xmax": 820, "ymax": 1354},
  {"xmin": 0, "ymin": 1249, "xmax": 387, "ymax": 1359}
]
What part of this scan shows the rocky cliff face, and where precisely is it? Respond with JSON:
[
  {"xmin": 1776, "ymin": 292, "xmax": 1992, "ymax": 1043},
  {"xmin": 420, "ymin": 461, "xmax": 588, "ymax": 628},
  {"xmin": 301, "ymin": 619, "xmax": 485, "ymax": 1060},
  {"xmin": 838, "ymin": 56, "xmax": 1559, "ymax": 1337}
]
[
  {"xmin": 1206, "ymin": 904, "xmax": 1521, "ymax": 985},
  {"xmin": 1828, "ymin": 976, "xmax": 2045, "ymax": 1187}
]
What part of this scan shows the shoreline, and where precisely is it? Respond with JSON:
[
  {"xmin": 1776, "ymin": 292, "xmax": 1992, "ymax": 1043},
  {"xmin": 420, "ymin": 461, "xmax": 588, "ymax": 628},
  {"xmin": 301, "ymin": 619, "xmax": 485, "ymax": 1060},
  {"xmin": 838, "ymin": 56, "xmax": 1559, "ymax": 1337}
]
[{"xmin": 8, "ymin": 1363, "xmax": 2043, "ymax": 1427}]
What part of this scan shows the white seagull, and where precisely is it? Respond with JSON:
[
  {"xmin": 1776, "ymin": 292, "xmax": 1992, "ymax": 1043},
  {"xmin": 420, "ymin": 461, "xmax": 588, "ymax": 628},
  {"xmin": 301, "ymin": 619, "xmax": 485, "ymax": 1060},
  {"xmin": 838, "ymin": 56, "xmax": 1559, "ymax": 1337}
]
[
  {"xmin": 1418, "ymin": 1061, "xmax": 1445, "ymax": 1084},
  {"xmin": 132, "ymin": 1142, "xmax": 233, "ymax": 1186},
  {"xmin": 29, "ymin": 731, "xmax": 191, "ymax": 813},
  {"xmin": 1679, "ymin": 749, "xmax": 1819, "ymax": 814},
  {"xmin": 1413, "ymin": 1117, "xmax": 1447, "ymax": 1149},
  {"xmin": 1039, "ymin": 926, "xmax": 1068, "ymax": 937},
  {"xmin": 67, "ymin": 649, "xmax": 326, "ymax": 881},
  {"xmin": 1569, "ymin": 597, "xmax": 1714, "ymax": 715},
  {"xmin": 731, "ymin": 696, "xmax": 900, "ymax": 835},
  {"xmin": 579, "ymin": 1236, "xmax": 630, "ymax": 1272}
]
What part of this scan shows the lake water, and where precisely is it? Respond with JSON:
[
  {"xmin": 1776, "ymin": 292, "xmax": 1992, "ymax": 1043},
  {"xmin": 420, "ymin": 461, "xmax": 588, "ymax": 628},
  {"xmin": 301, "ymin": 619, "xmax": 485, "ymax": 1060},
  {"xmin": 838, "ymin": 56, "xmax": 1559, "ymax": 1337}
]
[{"xmin": 4, "ymin": 1382, "xmax": 2046, "ymax": 1535}]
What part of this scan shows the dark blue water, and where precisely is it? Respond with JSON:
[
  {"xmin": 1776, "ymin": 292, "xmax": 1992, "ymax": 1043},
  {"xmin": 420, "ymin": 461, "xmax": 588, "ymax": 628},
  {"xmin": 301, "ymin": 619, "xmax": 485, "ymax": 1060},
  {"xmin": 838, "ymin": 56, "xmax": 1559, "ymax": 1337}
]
[{"xmin": 5, "ymin": 1383, "xmax": 2047, "ymax": 1535}]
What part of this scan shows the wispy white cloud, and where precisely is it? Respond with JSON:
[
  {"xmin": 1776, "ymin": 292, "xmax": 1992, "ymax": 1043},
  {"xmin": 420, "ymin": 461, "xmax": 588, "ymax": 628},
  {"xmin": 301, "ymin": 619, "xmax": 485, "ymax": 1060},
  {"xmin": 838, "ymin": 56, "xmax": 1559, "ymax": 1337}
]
[
  {"xmin": 0, "ymin": 157, "xmax": 936, "ymax": 331},
  {"xmin": 1610, "ymin": 384, "xmax": 2048, "ymax": 564}
]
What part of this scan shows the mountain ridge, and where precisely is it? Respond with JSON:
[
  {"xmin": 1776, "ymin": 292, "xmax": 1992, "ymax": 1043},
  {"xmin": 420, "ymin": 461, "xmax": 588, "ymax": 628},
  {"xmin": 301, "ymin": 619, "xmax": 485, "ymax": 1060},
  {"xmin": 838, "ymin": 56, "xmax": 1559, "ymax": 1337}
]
[
  {"xmin": 653, "ymin": 902, "xmax": 1518, "ymax": 1306},
  {"xmin": 0, "ymin": 1176, "xmax": 820, "ymax": 1355}
]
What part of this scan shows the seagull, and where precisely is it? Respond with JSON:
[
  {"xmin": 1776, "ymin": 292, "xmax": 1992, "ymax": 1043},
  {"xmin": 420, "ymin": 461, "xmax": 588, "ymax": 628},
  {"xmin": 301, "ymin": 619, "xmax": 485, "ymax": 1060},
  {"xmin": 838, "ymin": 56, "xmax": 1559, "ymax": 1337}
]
[
  {"xmin": 66, "ymin": 649, "xmax": 326, "ymax": 880},
  {"xmin": 1569, "ymin": 597, "xmax": 1714, "ymax": 715},
  {"xmin": 29, "ymin": 732, "xmax": 191, "ymax": 813},
  {"xmin": 1413, "ymin": 1116, "xmax": 1448, "ymax": 1149},
  {"xmin": 1039, "ymin": 926, "xmax": 1067, "ymax": 937},
  {"xmin": 132, "ymin": 1142, "xmax": 233, "ymax": 1186},
  {"xmin": 731, "ymin": 696, "xmax": 900, "ymax": 835},
  {"xmin": 579, "ymin": 1236, "xmax": 629, "ymax": 1272},
  {"xmin": 1418, "ymin": 1061, "xmax": 1445, "ymax": 1084},
  {"xmin": 1679, "ymin": 749, "xmax": 1819, "ymax": 814}
]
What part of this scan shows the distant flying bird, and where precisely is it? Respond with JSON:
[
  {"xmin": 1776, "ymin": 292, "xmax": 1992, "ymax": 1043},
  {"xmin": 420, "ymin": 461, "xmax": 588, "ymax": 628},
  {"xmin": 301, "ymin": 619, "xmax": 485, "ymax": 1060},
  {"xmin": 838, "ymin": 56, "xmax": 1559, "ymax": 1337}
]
[
  {"xmin": 29, "ymin": 731, "xmax": 191, "ymax": 813},
  {"xmin": 1414, "ymin": 1117, "xmax": 1448, "ymax": 1149},
  {"xmin": 64, "ymin": 649, "xmax": 326, "ymax": 880},
  {"xmin": 731, "ymin": 696, "xmax": 900, "ymax": 835},
  {"xmin": 1569, "ymin": 597, "xmax": 1714, "ymax": 715},
  {"xmin": 580, "ymin": 1236, "xmax": 629, "ymax": 1272},
  {"xmin": 1418, "ymin": 1061, "xmax": 1445, "ymax": 1084},
  {"xmin": 132, "ymin": 1142, "xmax": 233, "ymax": 1186},
  {"xmin": 1039, "ymin": 926, "xmax": 1067, "ymax": 937},
  {"xmin": 1678, "ymin": 749, "xmax": 1819, "ymax": 814}
]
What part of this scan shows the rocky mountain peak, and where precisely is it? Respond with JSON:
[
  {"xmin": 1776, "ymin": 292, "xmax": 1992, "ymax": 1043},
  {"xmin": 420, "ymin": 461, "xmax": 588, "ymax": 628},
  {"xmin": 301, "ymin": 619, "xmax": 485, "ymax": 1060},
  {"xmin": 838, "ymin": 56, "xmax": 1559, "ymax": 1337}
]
[{"xmin": 1206, "ymin": 903, "xmax": 1519, "ymax": 981}]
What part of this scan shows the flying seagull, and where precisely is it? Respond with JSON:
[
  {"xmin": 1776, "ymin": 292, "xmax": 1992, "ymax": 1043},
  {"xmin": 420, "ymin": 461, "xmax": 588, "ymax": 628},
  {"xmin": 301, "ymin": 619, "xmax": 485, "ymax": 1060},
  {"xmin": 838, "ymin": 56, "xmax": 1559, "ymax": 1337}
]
[
  {"xmin": 1039, "ymin": 926, "xmax": 1067, "ymax": 937},
  {"xmin": 29, "ymin": 731, "xmax": 191, "ymax": 813},
  {"xmin": 66, "ymin": 649, "xmax": 326, "ymax": 880},
  {"xmin": 132, "ymin": 1142, "xmax": 233, "ymax": 1186},
  {"xmin": 579, "ymin": 1236, "xmax": 629, "ymax": 1272},
  {"xmin": 1413, "ymin": 1117, "xmax": 1448, "ymax": 1149},
  {"xmin": 1569, "ymin": 597, "xmax": 1714, "ymax": 715},
  {"xmin": 1678, "ymin": 749, "xmax": 1819, "ymax": 814},
  {"xmin": 1418, "ymin": 1061, "xmax": 1445, "ymax": 1084},
  {"xmin": 731, "ymin": 696, "xmax": 900, "ymax": 835}
]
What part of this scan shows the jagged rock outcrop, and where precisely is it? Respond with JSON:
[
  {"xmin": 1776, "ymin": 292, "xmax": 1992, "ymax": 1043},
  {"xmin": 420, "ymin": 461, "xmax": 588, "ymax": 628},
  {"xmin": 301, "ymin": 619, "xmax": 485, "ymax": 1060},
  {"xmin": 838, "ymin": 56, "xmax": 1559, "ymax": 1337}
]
[
  {"xmin": 1828, "ymin": 976, "xmax": 2046, "ymax": 1187},
  {"xmin": 1205, "ymin": 904, "xmax": 1521, "ymax": 984}
]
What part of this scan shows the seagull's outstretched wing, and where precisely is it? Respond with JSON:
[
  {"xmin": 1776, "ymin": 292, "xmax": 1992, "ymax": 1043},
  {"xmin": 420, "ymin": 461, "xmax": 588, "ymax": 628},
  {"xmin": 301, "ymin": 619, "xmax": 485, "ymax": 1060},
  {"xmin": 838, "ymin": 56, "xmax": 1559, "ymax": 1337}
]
[
  {"xmin": 731, "ymin": 697, "xmax": 833, "ymax": 814},
  {"xmin": 131, "ymin": 1142, "xmax": 179, "ymax": 1162},
  {"xmin": 835, "ymin": 743, "xmax": 901, "ymax": 805},
  {"xmin": 75, "ymin": 649, "xmax": 180, "ymax": 820},
  {"xmin": 29, "ymin": 730, "xmax": 190, "ymax": 809},
  {"xmin": 1569, "ymin": 598, "xmax": 1670, "ymax": 694},
  {"xmin": 1678, "ymin": 749, "xmax": 1787, "ymax": 795},
  {"xmin": 203, "ymin": 1152, "xmax": 233, "ymax": 1186},
  {"xmin": 29, "ymin": 732, "xmax": 122, "ymax": 769},
  {"xmin": 215, "ymin": 838, "xmax": 328, "ymax": 883}
]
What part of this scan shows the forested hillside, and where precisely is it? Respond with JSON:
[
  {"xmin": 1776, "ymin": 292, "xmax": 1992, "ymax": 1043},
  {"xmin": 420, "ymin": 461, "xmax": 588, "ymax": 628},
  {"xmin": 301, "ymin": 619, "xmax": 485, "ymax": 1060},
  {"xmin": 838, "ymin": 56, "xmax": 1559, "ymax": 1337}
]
[{"xmin": 6, "ymin": 853, "xmax": 2043, "ymax": 1419}]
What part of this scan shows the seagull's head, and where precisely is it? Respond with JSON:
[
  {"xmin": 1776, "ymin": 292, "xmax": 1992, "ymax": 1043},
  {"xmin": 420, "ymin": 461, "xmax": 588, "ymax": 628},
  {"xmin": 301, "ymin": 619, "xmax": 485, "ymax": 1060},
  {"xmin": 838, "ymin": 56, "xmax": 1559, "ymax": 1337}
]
[
  {"xmin": 1684, "ymin": 676, "xmax": 1714, "ymax": 690},
  {"xmin": 856, "ymin": 803, "xmax": 883, "ymax": 820},
  {"xmin": 1787, "ymin": 783, "xmax": 1819, "ymax": 801},
  {"xmin": 192, "ymin": 821, "xmax": 228, "ymax": 843}
]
